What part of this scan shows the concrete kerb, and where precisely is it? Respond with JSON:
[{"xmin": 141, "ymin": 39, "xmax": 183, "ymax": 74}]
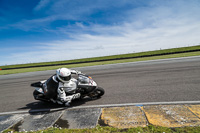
[
  {"xmin": 1, "ymin": 101, "xmax": 200, "ymax": 132},
  {"xmin": 2, "ymin": 100, "xmax": 200, "ymax": 116}
]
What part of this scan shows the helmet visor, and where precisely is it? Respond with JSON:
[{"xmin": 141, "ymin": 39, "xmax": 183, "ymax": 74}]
[{"xmin": 60, "ymin": 75, "xmax": 71, "ymax": 81}]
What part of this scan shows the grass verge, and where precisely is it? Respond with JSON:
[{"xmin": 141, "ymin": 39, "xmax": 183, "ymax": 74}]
[
  {"xmin": 0, "ymin": 51, "xmax": 200, "ymax": 75},
  {"xmin": 4, "ymin": 125, "xmax": 200, "ymax": 133},
  {"xmin": 1, "ymin": 45, "xmax": 200, "ymax": 69}
]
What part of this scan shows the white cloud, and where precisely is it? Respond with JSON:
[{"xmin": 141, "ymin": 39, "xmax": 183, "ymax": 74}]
[
  {"xmin": 8, "ymin": 0, "xmax": 142, "ymax": 31},
  {"xmin": 1, "ymin": 0, "xmax": 200, "ymax": 65},
  {"xmin": 33, "ymin": 0, "xmax": 51, "ymax": 11},
  {"xmin": 4, "ymin": 19, "xmax": 199, "ymax": 65}
]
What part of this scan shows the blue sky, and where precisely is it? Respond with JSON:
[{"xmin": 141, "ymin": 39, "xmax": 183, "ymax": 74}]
[{"xmin": 0, "ymin": 0, "xmax": 200, "ymax": 66}]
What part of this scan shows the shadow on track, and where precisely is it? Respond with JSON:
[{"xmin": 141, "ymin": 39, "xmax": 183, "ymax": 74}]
[{"xmin": 18, "ymin": 97, "xmax": 100, "ymax": 113}]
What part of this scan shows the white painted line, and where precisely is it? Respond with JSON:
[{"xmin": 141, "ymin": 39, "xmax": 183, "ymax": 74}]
[
  {"xmin": 1, "ymin": 101, "xmax": 200, "ymax": 115},
  {"xmin": 0, "ymin": 110, "xmax": 29, "ymax": 115},
  {"xmin": 69, "ymin": 101, "xmax": 200, "ymax": 110}
]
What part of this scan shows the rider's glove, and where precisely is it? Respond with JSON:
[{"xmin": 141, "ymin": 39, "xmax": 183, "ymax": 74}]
[
  {"xmin": 70, "ymin": 70, "xmax": 82, "ymax": 75},
  {"xmin": 76, "ymin": 70, "xmax": 82, "ymax": 75}
]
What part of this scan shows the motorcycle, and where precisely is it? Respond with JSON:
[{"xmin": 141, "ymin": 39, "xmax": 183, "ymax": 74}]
[{"xmin": 30, "ymin": 73, "xmax": 105, "ymax": 105}]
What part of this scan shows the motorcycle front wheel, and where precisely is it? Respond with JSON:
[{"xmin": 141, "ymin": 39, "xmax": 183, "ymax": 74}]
[{"xmin": 89, "ymin": 87, "xmax": 105, "ymax": 99}]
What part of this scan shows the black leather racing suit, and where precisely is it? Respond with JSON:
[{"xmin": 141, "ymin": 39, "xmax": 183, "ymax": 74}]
[
  {"xmin": 43, "ymin": 74, "xmax": 80, "ymax": 104},
  {"xmin": 43, "ymin": 74, "xmax": 59, "ymax": 99}
]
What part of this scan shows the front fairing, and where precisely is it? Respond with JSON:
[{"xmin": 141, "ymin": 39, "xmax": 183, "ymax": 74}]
[
  {"xmin": 78, "ymin": 75, "xmax": 97, "ymax": 87},
  {"xmin": 77, "ymin": 75, "xmax": 97, "ymax": 93}
]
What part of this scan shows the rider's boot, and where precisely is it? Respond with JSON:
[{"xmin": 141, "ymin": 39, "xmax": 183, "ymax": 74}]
[
  {"xmin": 64, "ymin": 101, "xmax": 71, "ymax": 107},
  {"xmin": 50, "ymin": 98, "xmax": 56, "ymax": 103}
]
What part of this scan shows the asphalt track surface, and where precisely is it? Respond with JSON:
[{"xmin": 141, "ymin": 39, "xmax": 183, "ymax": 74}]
[{"xmin": 0, "ymin": 56, "xmax": 200, "ymax": 113}]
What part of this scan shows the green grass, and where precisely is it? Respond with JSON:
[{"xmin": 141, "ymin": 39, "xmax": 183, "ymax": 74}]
[
  {"xmin": 4, "ymin": 125, "xmax": 200, "ymax": 133},
  {"xmin": 0, "ymin": 45, "xmax": 200, "ymax": 75},
  {"xmin": 1, "ymin": 45, "xmax": 200, "ymax": 69}
]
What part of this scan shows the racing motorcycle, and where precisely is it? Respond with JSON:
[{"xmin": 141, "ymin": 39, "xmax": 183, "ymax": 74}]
[{"xmin": 30, "ymin": 73, "xmax": 105, "ymax": 105}]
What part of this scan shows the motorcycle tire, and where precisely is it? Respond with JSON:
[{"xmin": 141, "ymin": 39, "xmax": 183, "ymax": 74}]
[
  {"xmin": 96, "ymin": 87, "xmax": 105, "ymax": 97},
  {"xmin": 33, "ymin": 90, "xmax": 45, "ymax": 100},
  {"xmin": 33, "ymin": 90, "xmax": 40, "ymax": 99},
  {"xmin": 89, "ymin": 87, "xmax": 105, "ymax": 99}
]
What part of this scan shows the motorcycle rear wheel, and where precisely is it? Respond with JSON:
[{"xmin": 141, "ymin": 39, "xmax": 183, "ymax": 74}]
[
  {"xmin": 33, "ymin": 90, "xmax": 40, "ymax": 100},
  {"xmin": 33, "ymin": 90, "xmax": 47, "ymax": 102}
]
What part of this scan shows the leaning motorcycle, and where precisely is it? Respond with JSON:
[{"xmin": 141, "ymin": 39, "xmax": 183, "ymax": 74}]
[{"xmin": 30, "ymin": 73, "xmax": 105, "ymax": 105}]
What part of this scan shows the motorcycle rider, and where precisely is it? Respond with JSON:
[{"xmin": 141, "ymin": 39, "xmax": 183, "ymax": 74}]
[{"xmin": 43, "ymin": 67, "xmax": 81, "ymax": 106}]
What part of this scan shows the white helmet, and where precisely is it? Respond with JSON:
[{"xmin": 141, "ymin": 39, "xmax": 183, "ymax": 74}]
[{"xmin": 56, "ymin": 68, "xmax": 71, "ymax": 83}]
